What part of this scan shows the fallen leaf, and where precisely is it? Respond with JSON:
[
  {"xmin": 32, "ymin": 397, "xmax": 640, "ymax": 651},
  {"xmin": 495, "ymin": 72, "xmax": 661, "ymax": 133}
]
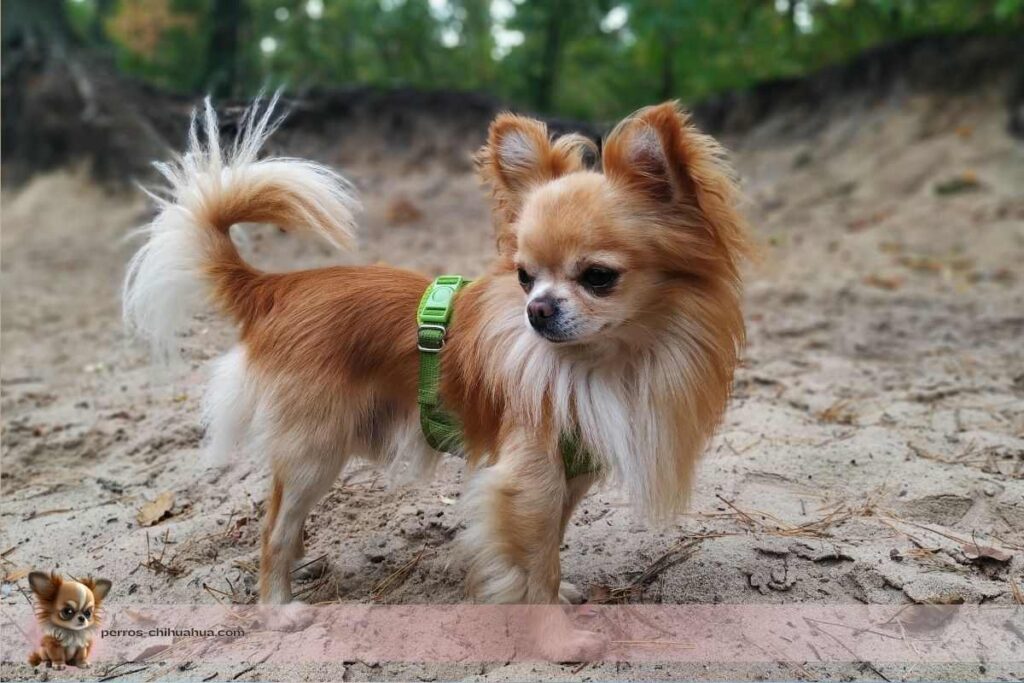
[
  {"xmin": 846, "ymin": 209, "xmax": 892, "ymax": 232},
  {"xmin": 863, "ymin": 274, "xmax": 904, "ymax": 291},
  {"xmin": 962, "ymin": 542, "xmax": 1012, "ymax": 563},
  {"xmin": 4, "ymin": 568, "xmax": 30, "ymax": 582},
  {"xmin": 897, "ymin": 255, "xmax": 944, "ymax": 273},
  {"xmin": 137, "ymin": 492, "xmax": 175, "ymax": 527},
  {"xmin": 386, "ymin": 197, "xmax": 423, "ymax": 225},
  {"xmin": 818, "ymin": 399, "xmax": 856, "ymax": 425}
]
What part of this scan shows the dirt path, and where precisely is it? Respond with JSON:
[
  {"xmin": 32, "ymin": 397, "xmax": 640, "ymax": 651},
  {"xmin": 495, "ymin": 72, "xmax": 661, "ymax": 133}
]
[{"xmin": 2, "ymin": 89, "xmax": 1022, "ymax": 681}]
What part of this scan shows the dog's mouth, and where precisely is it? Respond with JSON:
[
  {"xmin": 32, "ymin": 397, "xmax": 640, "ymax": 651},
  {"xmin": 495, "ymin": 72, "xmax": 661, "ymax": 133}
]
[
  {"xmin": 534, "ymin": 328, "xmax": 578, "ymax": 344},
  {"xmin": 58, "ymin": 621, "xmax": 92, "ymax": 631}
]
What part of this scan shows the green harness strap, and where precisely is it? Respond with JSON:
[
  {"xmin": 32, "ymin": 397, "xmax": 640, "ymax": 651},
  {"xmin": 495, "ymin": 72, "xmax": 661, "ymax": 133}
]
[
  {"xmin": 416, "ymin": 275, "xmax": 469, "ymax": 454},
  {"xmin": 416, "ymin": 275, "xmax": 599, "ymax": 479}
]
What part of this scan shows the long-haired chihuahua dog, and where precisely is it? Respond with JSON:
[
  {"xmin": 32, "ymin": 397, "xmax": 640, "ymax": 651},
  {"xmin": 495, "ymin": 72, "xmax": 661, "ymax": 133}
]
[
  {"xmin": 27, "ymin": 572, "xmax": 111, "ymax": 669},
  {"xmin": 124, "ymin": 95, "xmax": 749, "ymax": 631}
]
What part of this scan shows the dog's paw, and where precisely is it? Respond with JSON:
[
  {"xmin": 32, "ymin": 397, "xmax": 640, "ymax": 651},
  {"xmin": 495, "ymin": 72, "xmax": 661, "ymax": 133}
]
[
  {"xmin": 292, "ymin": 555, "xmax": 330, "ymax": 583},
  {"xmin": 558, "ymin": 580, "xmax": 584, "ymax": 605},
  {"xmin": 78, "ymin": 660, "xmax": 91, "ymax": 669},
  {"xmin": 261, "ymin": 601, "xmax": 315, "ymax": 633},
  {"xmin": 540, "ymin": 628, "xmax": 609, "ymax": 662}
]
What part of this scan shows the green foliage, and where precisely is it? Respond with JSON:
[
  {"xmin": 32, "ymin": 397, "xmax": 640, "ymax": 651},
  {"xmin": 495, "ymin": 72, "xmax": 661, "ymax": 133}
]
[{"xmin": 63, "ymin": 0, "xmax": 1023, "ymax": 119}]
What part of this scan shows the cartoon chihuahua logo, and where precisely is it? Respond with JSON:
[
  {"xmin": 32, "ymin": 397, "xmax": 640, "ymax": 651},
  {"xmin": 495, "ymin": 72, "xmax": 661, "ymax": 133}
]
[{"xmin": 27, "ymin": 571, "xmax": 111, "ymax": 670}]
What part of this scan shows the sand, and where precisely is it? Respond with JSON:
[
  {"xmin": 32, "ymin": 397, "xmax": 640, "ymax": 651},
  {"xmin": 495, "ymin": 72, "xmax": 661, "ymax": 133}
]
[{"xmin": 2, "ymin": 87, "xmax": 1022, "ymax": 681}]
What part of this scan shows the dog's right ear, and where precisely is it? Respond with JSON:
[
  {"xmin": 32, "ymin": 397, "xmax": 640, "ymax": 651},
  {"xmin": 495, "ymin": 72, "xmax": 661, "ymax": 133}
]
[
  {"xmin": 476, "ymin": 114, "xmax": 594, "ymax": 251},
  {"xmin": 28, "ymin": 572, "xmax": 60, "ymax": 600}
]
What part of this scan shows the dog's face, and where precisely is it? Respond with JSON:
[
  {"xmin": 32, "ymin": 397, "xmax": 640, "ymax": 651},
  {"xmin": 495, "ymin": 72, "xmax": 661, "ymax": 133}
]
[
  {"xmin": 515, "ymin": 169, "xmax": 688, "ymax": 344},
  {"xmin": 513, "ymin": 173, "xmax": 659, "ymax": 343},
  {"xmin": 477, "ymin": 103, "xmax": 747, "ymax": 347},
  {"xmin": 29, "ymin": 572, "xmax": 111, "ymax": 631}
]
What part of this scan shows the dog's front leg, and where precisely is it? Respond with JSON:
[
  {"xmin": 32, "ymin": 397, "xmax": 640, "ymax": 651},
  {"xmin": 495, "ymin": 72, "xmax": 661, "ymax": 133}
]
[
  {"xmin": 76, "ymin": 643, "xmax": 91, "ymax": 668},
  {"xmin": 462, "ymin": 429, "xmax": 607, "ymax": 660},
  {"xmin": 41, "ymin": 637, "xmax": 65, "ymax": 670}
]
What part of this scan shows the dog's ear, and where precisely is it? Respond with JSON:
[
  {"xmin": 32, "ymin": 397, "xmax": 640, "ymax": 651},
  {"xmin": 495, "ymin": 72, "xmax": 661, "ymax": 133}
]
[
  {"xmin": 604, "ymin": 101, "xmax": 752, "ymax": 269},
  {"xmin": 603, "ymin": 101, "xmax": 720, "ymax": 206},
  {"xmin": 476, "ymin": 113, "xmax": 594, "ymax": 245},
  {"xmin": 91, "ymin": 578, "xmax": 112, "ymax": 602},
  {"xmin": 28, "ymin": 571, "xmax": 60, "ymax": 600}
]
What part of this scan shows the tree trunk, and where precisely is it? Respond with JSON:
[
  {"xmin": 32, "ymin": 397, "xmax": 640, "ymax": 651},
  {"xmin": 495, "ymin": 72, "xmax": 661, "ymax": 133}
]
[
  {"xmin": 206, "ymin": 0, "xmax": 245, "ymax": 98},
  {"xmin": 90, "ymin": 0, "xmax": 115, "ymax": 46},
  {"xmin": 1, "ymin": 0, "xmax": 178, "ymax": 185},
  {"xmin": 2, "ymin": 0, "xmax": 78, "ymax": 57},
  {"xmin": 658, "ymin": 29, "xmax": 676, "ymax": 101},
  {"xmin": 535, "ymin": 1, "xmax": 565, "ymax": 111}
]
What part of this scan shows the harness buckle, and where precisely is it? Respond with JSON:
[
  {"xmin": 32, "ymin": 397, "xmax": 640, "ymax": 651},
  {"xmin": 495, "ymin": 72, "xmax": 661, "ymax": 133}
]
[{"xmin": 417, "ymin": 324, "xmax": 448, "ymax": 353}]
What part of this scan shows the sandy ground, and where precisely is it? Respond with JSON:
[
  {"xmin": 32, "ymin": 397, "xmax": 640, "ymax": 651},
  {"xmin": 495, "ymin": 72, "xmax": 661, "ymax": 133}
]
[{"xmin": 2, "ymin": 87, "xmax": 1023, "ymax": 682}]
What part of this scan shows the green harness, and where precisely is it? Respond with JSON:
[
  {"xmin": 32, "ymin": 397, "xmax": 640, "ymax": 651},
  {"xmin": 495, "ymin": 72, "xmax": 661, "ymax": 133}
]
[{"xmin": 416, "ymin": 276, "xmax": 599, "ymax": 479}]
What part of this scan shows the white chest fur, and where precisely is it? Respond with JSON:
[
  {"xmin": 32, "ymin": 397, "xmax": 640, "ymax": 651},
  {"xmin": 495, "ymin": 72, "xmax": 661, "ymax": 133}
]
[
  {"xmin": 44, "ymin": 623, "xmax": 94, "ymax": 655},
  {"xmin": 486, "ymin": 311, "xmax": 708, "ymax": 518}
]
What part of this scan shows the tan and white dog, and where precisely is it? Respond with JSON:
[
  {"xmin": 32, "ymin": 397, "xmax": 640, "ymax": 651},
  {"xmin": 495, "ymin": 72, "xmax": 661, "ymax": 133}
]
[
  {"xmin": 124, "ymin": 95, "xmax": 750, "ymax": 655},
  {"xmin": 27, "ymin": 572, "xmax": 111, "ymax": 669}
]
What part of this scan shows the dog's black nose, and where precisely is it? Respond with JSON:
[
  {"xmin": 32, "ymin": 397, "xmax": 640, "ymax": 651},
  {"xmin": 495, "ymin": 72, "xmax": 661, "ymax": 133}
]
[
  {"xmin": 527, "ymin": 297, "xmax": 557, "ymax": 330},
  {"xmin": 77, "ymin": 615, "xmax": 86, "ymax": 623}
]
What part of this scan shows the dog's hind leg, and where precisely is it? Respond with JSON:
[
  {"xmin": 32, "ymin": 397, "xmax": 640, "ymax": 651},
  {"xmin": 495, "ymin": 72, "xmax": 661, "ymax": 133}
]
[
  {"xmin": 259, "ymin": 432, "xmax": 348, "ymax": 604},
  {"xmin": 202, "ymin": 346, "xmax": 254, "ymax": 469}
]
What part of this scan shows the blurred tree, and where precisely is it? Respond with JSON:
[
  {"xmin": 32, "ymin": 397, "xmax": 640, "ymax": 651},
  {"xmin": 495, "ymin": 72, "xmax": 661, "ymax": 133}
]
[
  {"xmin": 44, "ymin": 0, "xmax": 1024, "ymax": 119},
  {"xmin": 453, "ymin": 0, "xmax": 498, "ymax": 89},
  {"xmin": 503, "ymin": 0, "xmax": 610, "ymax": 111},
  {"xmin": 4, "ymin": 0, "xmax": 79, "ymax": 53},
  {"xmin": 90, "ymin": 0, "xmax": 116, "ymax": 45},
  {"xmin": 105, "ymin": 0, "xmax": 206, "ymax": 92},
  {"xmin": 206, "ymin": 0, "xmax": 247, "ymax": 97}
]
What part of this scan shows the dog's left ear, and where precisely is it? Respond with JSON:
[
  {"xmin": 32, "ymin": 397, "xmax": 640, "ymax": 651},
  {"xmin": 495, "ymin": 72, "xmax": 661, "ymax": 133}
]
[
  {"xmin": 603, "ymin": 101, "xmax": 752, "ymax": 266},
  {"xmin": 92, "ymin": 579, "xmax": 112, "ymax": 602},
  {"xmin": 81, "ymin": 577, "xmax": 112, "ymax": 602},
  {"xmin": 476, "ymin": 114, "xmax": 594, "ymax": 244},
  {"xmin": 603, "ymin": 100, "xmax": 725, "ymax": 207}
]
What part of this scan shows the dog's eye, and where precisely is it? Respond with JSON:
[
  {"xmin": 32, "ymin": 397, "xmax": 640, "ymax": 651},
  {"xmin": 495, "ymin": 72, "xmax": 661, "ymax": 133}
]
[
  {"xmin": 580, "ymin": 267, "xmax": 619, "ymax": 294},
  {"xmin": 517, "ymin": 267, "xmax": 535, "ymax": 292},
  {"xmin": 82, "ymin": 609, "xmax": 92, "ymax": 619},
  {"xmin": 61, "ymin": 607, "xmax": 74, "ymax": 619}
]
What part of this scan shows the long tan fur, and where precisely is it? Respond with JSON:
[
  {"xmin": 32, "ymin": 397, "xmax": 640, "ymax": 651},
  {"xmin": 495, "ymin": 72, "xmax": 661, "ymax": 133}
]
[{"xmin": 124, "ymin": 98, "xmax": 750, "ymax": 656}]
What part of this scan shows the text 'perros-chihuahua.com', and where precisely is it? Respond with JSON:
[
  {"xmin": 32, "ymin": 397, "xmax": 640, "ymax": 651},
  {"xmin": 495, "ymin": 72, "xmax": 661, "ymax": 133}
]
[{"xmin": 123, "ymin": 93, "xmax": 751, "ymax": 654}]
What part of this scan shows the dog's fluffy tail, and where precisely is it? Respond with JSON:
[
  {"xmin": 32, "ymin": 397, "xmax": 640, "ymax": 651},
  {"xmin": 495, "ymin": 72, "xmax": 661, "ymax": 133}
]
[{"xmin": 123, "ymin": 92, "xmax": 360, "ymax": 359}]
